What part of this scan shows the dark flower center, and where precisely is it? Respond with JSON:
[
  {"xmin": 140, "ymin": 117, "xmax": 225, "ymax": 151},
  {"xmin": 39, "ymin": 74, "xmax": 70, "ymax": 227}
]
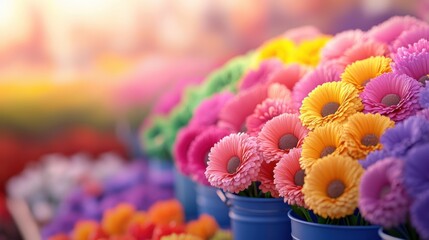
[
  {"xmin": 321, "ymin": 102, "xmax": 340, "ymax": 117},
  {"xmin": 327, "ymin": 179, "xmax": 345, "ymax": 198},
  {"xmin": 361, "ymin": 134, "xmax": 379, "ymax": 147},
  {"xmin": 320, "ymin": 146, "xmax": 336, "ymax": 158},
  {"xmin": 227, "ymin": 156, "xmax": 241, "ymax": 174},
  {"xmin": 381, "ymin": 93, "xmax": 400, "ymax": 106},
  {"xmin": 418, "ymin": 75, "xmax": 429, "ymax": 86},
  {"xmin": 294, "ymin": 170, "xmax": 305, "ymax": 187},
  {"xmin": 379, "ymin": 185, "xmax": 391, "ymax": 199},
  {"xmin": 278, "ymin": 134, "xmax": 298, "ymax": 150}
]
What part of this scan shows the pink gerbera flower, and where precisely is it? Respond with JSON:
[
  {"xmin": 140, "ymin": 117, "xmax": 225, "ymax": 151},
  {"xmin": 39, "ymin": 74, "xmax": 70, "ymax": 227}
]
[
  {"xmin": 239, "ymin": 59, "xmax": 284, "ymax": 91},
  {"xmin": 218, "ymin": 84, "xmax": 268, "ymax": 132},
  {"xmin": 359, "ymin": 158, "xmax": 410, "ymax": 228},
  {"xmin": 267, "ymin": 63, "xmax": 311, "ymax": 90},
  {"xmin": 246, "ymin": 98, "xmax": 297, "ymax": 136},
  {"xmin": 189, "ymin": 91, "xmax": 234, "ymax": 127},
  {"xmin": 321, "ymin": 30, "xmax": 365, "ymax": 62},
  {"xmin": 292, "ymin": 62, "xmax": 342, "ymax": 108},
  {"xmin": 258, "ymin": 160, "xmax": 280, "ymax": 197},
  {"xmin": 360, "ymin": 73, "xmax": 422, "ymax": 122},
  {"xmin": 188, "ymin": 127, "xmax": 231, "ymax": 185},
  {"xmin": 174, "ymin": 125, "xmax": 205, "ymax": 175},
  {"xmin": 339, "ymin": 40, "xmax": 389, "ymax": 68},
  {"xmin": 391, "ymin": 25, "xmax": 429, "ymax": 53},
  {"xmin": 274, "ymin": 148, "xmax": 306, "ymax": 207},
  {"xmin": 366, "ymin": 16, "xmax": 425, "ymax": 44},
  {"xmin": 258, "ymin": 113, "xmax": 309, "ymax": 163},
  {"xmin": 282, "ymin": 26, "xmax": 322, "ymax": 44},
  {"xmin": 205, "ymin": 133, "xmax": 263, "ymax": 193},
  {"xmin": 393, "ymin": 39, "xmax": 429, "ymax": 83},
  {"xmin": 267, "ymin": 83, "xmax": 292, "ymax": 100}
]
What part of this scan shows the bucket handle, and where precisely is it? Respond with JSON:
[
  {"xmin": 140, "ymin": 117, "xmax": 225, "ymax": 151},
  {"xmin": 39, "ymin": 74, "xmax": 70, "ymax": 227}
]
[{"xmin": 216, "ymin": 189, "xmax": 231, "ymax": 207}]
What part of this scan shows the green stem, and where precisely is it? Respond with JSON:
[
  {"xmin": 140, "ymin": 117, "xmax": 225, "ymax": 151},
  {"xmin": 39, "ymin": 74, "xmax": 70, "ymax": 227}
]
[{"xmin": 252, "ymin": 182, "xmax": 258, "ymax": 197}]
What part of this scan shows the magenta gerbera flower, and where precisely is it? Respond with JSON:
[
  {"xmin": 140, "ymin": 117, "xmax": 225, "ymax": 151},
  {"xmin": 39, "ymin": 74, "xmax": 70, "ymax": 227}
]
[
  {"xmin": 359, "ymin": 158, "xmax": 410, "ymax": 228},
  {"xmin": 292, "ymin": 62, "xmax": 342, "ymax": 108},
  {"xmin": 246, "ymin": 98, "xmax": 297, "ymax": 136},
  {"xmin": 257, "ymin": 160, "xmax": 280, "ymax": 197},
  {"xmin": 174, "ymin": 125, "xmax": 205, "ymax": 175},
  {"xmin": 339, "ymin": 40, "xmax": 389, "ymax": 68},
  {"xmin": 391, "ymin": 25, "xmax": 429, "ymax": 53},
  {"xmin": 258, "ymin": 113, "xmax": 309, "ymax": 163},
  {"xmin": 411, "ymin": 190, "xmax": 429, "ymax": 239},
  {"xmin": 218, "ymin": 84, "xmax": 268, "ymax": 132},
  {"xmin": 273, "ymin": 148, "xmax": 306, "ymax": 207},
  {"xmin": 393, "ymin": 39, "xmax": 429, "ymax": 83},
  {"xmin": 360, "ymin": 73, "xmax": 422, "ymax": 122},
  {"xmin": 321, "ymin": 30, "xmax": 364, "ymax": 62},
  {"xmin": 239, "ymin": 59, "xmax": 283, "ymax": 91},
  {"xmin": 205, "ymin": 133, "xmax": 263, "ymax": 193},
  {"xmin": 188, "ymin": 127, "xmax": 232, "ymax": 185},
  {"xmin": 189, "ymin": 91, "xmax": 234, "ymax": 127},
  {"xmin": 267, "ymin": 63, "xmax": 311, "ymax": 90},
  {"xmin": 366, "ymin": 16, "xmax": 425, "ymax": 44}
]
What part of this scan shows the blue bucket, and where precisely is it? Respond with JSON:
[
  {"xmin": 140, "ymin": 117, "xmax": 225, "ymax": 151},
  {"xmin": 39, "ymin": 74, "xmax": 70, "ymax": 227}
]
[
  {"xmin": 226, "ymin": 193, "xmax": 291, "ymax": 240},
  {"xmin": 174, "ymin": 170, "xmax": 198, "ymax": 221},
  {"xmin": 196, "ymin": 184, "xmax": 230, "ymax": 229},
  {"xmin": 288, "ymin": 210, "xmax": 381, "ymax": 240}
]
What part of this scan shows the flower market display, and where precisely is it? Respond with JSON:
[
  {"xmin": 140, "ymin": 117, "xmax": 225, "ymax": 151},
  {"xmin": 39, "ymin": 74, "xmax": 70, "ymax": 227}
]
[
  {"xmin": 47, "ymin": 200, "xmax": 232, "ymax": 240},
  {"xmin": 7, "ymin": 153, "xmax": 126, "ymax": 225},
  {"xmin": 139, "ymin": 15, "xmax": 429, "ymax": 240}
]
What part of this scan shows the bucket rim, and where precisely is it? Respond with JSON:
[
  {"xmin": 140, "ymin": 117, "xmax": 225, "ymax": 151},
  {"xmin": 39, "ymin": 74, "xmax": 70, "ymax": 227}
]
[
  {"xmin": 288, "ymin": 209, "xmax": 380, "ymax": 230},
  {"xmin": 225, "ymin": 192, "xmax": 286, "ymax": 203}
]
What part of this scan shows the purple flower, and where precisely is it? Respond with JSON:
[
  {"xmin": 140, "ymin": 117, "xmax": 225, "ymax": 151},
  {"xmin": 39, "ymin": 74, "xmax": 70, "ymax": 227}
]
[
  {"xmin": 359, "ymin": 158, "xmax": 410, "ymax": 228},
  {"xmin": 404, "ymin": 143, "xmax": 429, "ymax": 198},
  {"xmin": 417, "ymin": 108, "xmax": 429, "ymax": 121},
  {"xmin": 239, "ymin": 59, "xmax": 283, "ymax": 90},
  {"xmin": 393, "ymin": 39, "xmax": 429, "ymax": 82},
  {"xmin": 410, "ymin": 190, "xmax": 429, "ymax": 239},
  {"xmin": 189, "ymin": 92, "xmax": 234, "ymax": 127},
  {"xmin": 360, "ymin": 73, "xmax": 422, "ymax": 122},
  {"xmin": 380, "ymin": 116, "xmax": 429, "ymax": 157},
  {"xmin": 419, "ymin": 84, "xmax": 429, "ymax": 108},
  {"xmin": 359, "ymin": 149, "xmax": 391, "ymax": 169}
]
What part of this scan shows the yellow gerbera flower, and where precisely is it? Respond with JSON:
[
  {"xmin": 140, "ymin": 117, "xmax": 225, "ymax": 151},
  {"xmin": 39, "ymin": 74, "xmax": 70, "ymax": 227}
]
[
  {"xmin": 341, "ymin": 56, "xmax": 392, "ymax": 91},
  {"xmin": 303, "ymin": 155, "xmax": 364, "ymax": 219},
  {"xmin": 290, "ymin": 36, "xmax": 332, "ymax": 67},
  {"xmin": 254, "ymin": 38, "xmax": 295, "ymax": 65},
  {"xmin": 340, "ymin": 112, "xmax": 394, "ymax": 159},
  {"xmin": 300, "ymin": 122, "xmax": 345, "ymax": 173},
  {"xmin": 299, "ymin": 81, "xmax": 363, "ymax": 130},
  {"xmin": 161, "ymin": 233, "xmax": 203, "ymax": 240}
]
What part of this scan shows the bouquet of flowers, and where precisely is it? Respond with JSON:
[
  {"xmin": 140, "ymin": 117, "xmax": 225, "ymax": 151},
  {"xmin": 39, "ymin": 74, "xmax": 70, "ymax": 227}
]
[{"xmin": 196, "ymin": 15, "xmax": 429, "ymax": 235}]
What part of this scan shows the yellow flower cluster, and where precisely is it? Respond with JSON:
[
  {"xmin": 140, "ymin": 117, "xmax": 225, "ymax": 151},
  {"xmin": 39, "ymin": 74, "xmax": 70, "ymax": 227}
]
[
  {"xmin": 254, "ymin": 35, "xmax": 331, "ymax": 67},
  {"xmin": 297, "ymin": 69, "xmax": 395, "ymax": 219}
]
